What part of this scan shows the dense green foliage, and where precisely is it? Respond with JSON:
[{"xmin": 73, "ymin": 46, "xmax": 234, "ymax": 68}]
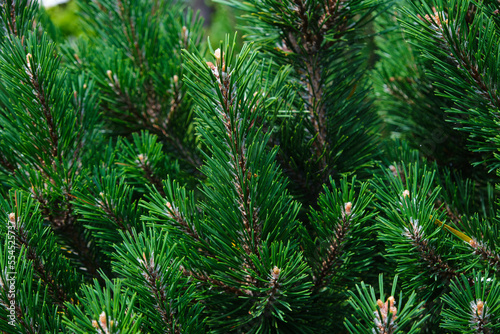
[{"xmin": 1, "ymin": 0, "xmax": 500, "ymax": 333}]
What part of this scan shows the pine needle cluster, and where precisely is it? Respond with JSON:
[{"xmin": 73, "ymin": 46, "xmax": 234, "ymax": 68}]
[{"xmin": 0, "ymin": 0, "xmax": 500, "ymax": 333}]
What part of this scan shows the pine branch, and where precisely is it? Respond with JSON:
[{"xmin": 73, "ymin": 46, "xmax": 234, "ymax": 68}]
[
  {"xmin": 400, "ymin": 0, "xmax": 500, "ymax": 169},
  {"xmin": 182, "ymin": 268, "xmax": 248, "ymax": 296},
  {"xmin": 112, "ymin": 229, "xmax": 205, "ymax": 332},
  {"xmin": 181, "ymin": 37, "xmax": 313, "ymax": 331},
  {"xmin": 0, "ymin": 191, "xmax": 80, "ymax": 332},
  {"xmin": 5, "ymin": 1, "xmax": 17, "ymax": 37},
  {"xmin": 313, "ymin": 215, "xmax": 351, "ymax": 289},
  {"xmin": 0, "ymin": 0, "xmax": 38, "ymax": 41},
  {"xmin": 374, "ymin": 161, "xmax": 465, "ymax": 304},
  {"xmin": 469, "ymin": 239, "xmax": 500, "ymax": 272},
  {"xmin": 402, "ymin": 218, "xmax": 457, "ymax": 281},
  {"xmin": 14, "ymin": 222, "xmax": 69, "ymax": 309},
  {"xmin": 135, "ymin": 158, "xmax": 167, "ymax": 198},
  {"xmin": 115, "ymin": 0, "xmax": 147, "ymax": 68},
  {"xmin": 346, "ymin": 275, "xmax": 428, "ymax": 334},
  {"xmin": 138, "ymin": 253, "xmax": 181, "ymax": 333},
  {"xmin": 208, "ymin": 55, "xmax": 262, "ymax": 265},
  {"xmin": 25, "ymin": 53, "xmax": 60, "ymax": 163},
  {"xmin": 307, "ymin": 177, "xmax": 375, "ymax": 297},
  {"xmin": 0, "ymin": 251, "xmax": 39, "ymax": 333},
  {"xmin": 63, "ymin": 279, "xmax": 144, "ymax": 333},
  {"xmin": 73, "ymin": 0, "xmax": 205, "ymax": 171},
  {"xmin": 163, "ymin": 201, "xmax": 201, "ymax": 243},
  {"xmin": 418, "ymin": 5, "xmax": 500, "ymax": 110},
  {"xmin": 220, "ymin": 0, "xmax": 381, "ymax": 209},
  {"xmin": 73, "ymin": 165, "xmax": 144, "ymax": 264},
  {"xmin": 441, "ymin": 271, "xmax": 500, "ymax": 333}
]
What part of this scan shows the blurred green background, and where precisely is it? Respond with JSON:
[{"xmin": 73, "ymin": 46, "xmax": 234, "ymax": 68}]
[{"xmin": 45, "ymin": 0, "xmax": 241, "ymax": 49}]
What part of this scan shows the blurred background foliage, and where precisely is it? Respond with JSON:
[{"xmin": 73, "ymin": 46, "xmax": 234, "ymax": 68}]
[
  {"xmin": 44, "ymin": 0, "xmax": 81, "ymax": 37},
  {"xmin": 45, "ymin": 0, "xmax": 242, "ymax": 48}
]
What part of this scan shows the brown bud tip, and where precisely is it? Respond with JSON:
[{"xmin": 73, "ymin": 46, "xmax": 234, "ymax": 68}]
[
  {"xmin": 344, "ymin": 202, "xmax": 352, "ymax": 216},
  {"xmin": 402, "ymin": 190, "xmax": 410, "ymax": 198},
  {"xmin": 8, "ymin": 213, "xmax": 15, "ymax": 223},
  {"xmin": 173, "ymin": 75, "xmax": 179, "ymax": 84},
  {"xmin": 389, "ymin": 165, "xmax": 399, "ymax": 177},
  {"xmin": 26, "ymin": 53, "xmax": 32, "ymax": 69},
  {"xmin": 469, "ymin": 239, "xmax": 478, "ymax": 249},
  {"xmin": 377, "ymin": 299, "xmax": 384, "ymax": 308},
  {"xmin": 106, "ymin": 70, "xmax": 113, "ymax": 82},
  {"xmin": 99, "ymin": 311, "xmax": 107, "ymax": 328},
  {"xmin": 477, "ymin": 300, "xmax": 484, "ymax": 315},
  {"xmin": 271, "ymin": 266, "xmax": 280, "ymax": 279},
  {"xmin": 214, "ymin": 48, "xmax": 221, "ymax": 61}
]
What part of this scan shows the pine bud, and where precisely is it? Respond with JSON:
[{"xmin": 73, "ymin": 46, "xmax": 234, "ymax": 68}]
[
  {"xmin": 402, "ymin": 190, "xmax": 410, "ymax": 198},
  {"xmin": 92, "ymin": 311, "xmax": 113, "ymax": 333},
  {"xmin": 8, "ymin": 213, "xmax": 15, "ymax": 223},
  {"xmin": 26, "ymin": 53, "xmax": 32, "ymax": 69},
  {"xmin": 476, "ymin": 300, "xmax": 484, "ymax": 316},
  {"xmin": 344, "ymin": 202, "xmax": 352, "ymax": 216},
  {"xmin": 214, "ymin": 48, "xmax": 221, "ymax": 62},
  {"xmin": 377, "ymin": 299, "xmax": 384, "ymax": 309},
  {"xmin": 106, "ymin": 70, "xmax": 113, "ymax": 82},
  {"xmin": 471, "ymin": 299, "xmax": 486, "ymax": 325},
  {"xmin": 389, "ymin": 164, "xmax": 398, "ymax": 177},
  {"xmin": 374, "ymin": 296, "xmax": 398, "ymax": 330},
  {"xmin": 165, "ymin": 201, "xmax": 174, "ymax": 218},
  {"xmin": 173, "ymin": 75, "xmax": 179, "ymax": 84},
  {"xmin": 271, "ymin": 266, "xmax": 280, "ymax": 280},
  {"xmin": 388, "ymin": 296, "xmax": 397, "ymax": 315},
  {"xmin": 100, "ymin": 311, "xmax": 107, "ymax": 325},
  {"xmin": 206, "ymin": 61, "xmax": 216, "ymax": 70}
]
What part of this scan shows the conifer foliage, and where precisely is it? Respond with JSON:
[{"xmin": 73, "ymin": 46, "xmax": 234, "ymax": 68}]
[{"xmin": 1, "ymin": 0, "xmax": 500, "ymax": 333}]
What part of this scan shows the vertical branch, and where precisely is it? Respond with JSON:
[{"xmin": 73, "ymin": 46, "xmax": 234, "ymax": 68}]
[
  {"xmin": 139, "ymin": 253, "xmax": 180, "ymax": 333},
  {"xmin": 313, "ymin": 202, "xmax": 352, "ymax": 289},
  {"xmin": 207, "ymin": 56, "xmax": 261, "ymax": 264},
  {"xmin": 24, "ymin": 53, "xmax": 60, "ymax": 164},
  {"xmin": 7, "ymin": 212, "xmax": 70, "ymax": 311}
]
